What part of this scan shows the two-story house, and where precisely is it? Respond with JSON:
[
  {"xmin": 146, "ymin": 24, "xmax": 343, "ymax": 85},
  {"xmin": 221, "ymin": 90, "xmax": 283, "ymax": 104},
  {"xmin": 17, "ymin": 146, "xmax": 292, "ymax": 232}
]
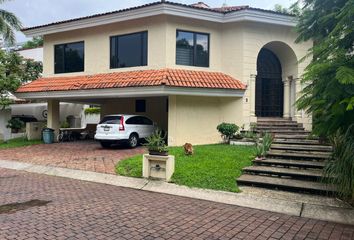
[{"xmin": 15, "ymin": 1, "xmax": 312, "ymax": 146}]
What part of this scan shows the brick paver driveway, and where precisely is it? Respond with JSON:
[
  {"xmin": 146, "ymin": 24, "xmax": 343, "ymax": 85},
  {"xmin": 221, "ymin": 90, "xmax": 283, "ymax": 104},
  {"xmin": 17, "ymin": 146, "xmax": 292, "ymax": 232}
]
[
  {"xmin": 0, "ymin": 168, "xmax": 353, "ymax": 240},
  {"xmin": 0, "ymin": 141, "xmax": 146, "ymax": 174}
]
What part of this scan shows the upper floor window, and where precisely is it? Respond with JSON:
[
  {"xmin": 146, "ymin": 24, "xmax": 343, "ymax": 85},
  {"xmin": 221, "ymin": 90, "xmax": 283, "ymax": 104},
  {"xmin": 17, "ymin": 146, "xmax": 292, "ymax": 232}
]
[
  {"xmin": 54, "ymin": 41, "xmax": 84, "ymax": 74},
  {"xmin": 110, "ymin": 31, "xmax": 148, "ymax": 69},
  {"xmin": 176, "ymin": 30, "xmax": 209, "ymax": 67}
]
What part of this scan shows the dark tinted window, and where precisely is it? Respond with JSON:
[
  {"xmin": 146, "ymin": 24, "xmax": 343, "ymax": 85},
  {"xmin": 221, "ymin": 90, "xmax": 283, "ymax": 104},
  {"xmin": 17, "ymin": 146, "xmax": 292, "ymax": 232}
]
[
  {"xmin": 135, "ymin": 99, "xmax": 146, "ymax": 113},
  {"xmin": 99, "ymin": 116, "xmax": 121, "ymax": 124},
  {"xmin": 176, "ymin": 30, "xmax": 209, "ymax": 67},
  {"xmin": 55, "ymin": 41, "xmax": 84, "ymax": 73},
  {"xmin": 110, "ymin": 31, "xmax": 147, "ymax": 68},
  {"xmin": 126, "ymin": 116, "xmax": 140, "ymax": 125},
  {"xmin": 141, "ymin": 117, "xmax": 153, "ymax": 125}
]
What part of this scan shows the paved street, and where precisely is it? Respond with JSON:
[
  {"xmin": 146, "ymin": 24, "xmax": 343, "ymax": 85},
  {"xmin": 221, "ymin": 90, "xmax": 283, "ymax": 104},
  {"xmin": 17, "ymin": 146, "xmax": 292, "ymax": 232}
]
[
  {"xmin": 0, "ymin": 141, "xmax": 146, "ymax": 174},
  {"xmin": 0, "ymin": 168, "xmax": 353, "ymax": 240}
]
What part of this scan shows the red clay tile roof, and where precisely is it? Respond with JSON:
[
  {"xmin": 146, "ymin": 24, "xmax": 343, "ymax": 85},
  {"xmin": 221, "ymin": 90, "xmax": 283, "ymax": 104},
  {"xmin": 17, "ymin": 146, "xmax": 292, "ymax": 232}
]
[{"xmin": 16, "ymin": 69, "xmax": 246, "ymax": 93}]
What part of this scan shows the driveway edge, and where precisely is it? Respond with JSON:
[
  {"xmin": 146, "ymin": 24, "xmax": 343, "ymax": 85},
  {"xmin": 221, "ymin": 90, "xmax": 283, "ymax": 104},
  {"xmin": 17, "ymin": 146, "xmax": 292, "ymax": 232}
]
[{"xmin": 0, "ymin": 159, "xmax": 353, "ymax": 225}]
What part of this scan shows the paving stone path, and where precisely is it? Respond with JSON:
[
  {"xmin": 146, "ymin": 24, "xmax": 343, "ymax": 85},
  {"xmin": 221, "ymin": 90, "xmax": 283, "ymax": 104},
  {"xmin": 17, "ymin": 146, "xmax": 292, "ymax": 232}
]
[
  {"xmin": 0, "ymin": 141, "xmax": 146, "ymax": 174},
  {"xmin": 0, "ymin": 168, "xmax": 353, "ymax": 240}
]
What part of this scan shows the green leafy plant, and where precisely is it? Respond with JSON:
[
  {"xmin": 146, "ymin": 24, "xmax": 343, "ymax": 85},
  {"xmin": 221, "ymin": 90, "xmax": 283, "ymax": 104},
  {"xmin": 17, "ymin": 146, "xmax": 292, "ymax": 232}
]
[
  {"xmin": 295, "ymin": 0, "xmax": 354, "ymax": 137},
  {"xmin": 241, "ymin": 131, "xmax": 258, "ymax": 141},
  {"xmin": 262, "ymin": 132, "xmax": 273, "ymax": 154},
  {"xmin": 255, "ymin": 132, "xmax": 273, "ymax": 159},
  {"xmin": 250, "ymin": 122, "xmax": 257, "ymax": 132},
  {"xmin": 0, "ymin": 50, "xmax": 42, "ymax": 109},
  {"xmin": 217, "ymin": 123, "xmax": 239, "ymax": 143},
  {"xmin": 255, "ymin": 142, "xmax": 266, "ymax": 159},
  {"xmin": 60, "ymin": 121, "xmax": 70, "ymax": 128},
  {"xmin": 144, "ymin": 129, "xmax": 168, "ymax": 154},
  {"xmin": 324, "ymin": 126, "xmax": 354, "ymax": 202},
  {"xmin": 6, "ymin": 118, "xmax": 24, "ymax": 132},
  {"xmin": 84, "ymin": 107, "xmax": 101, "ymax": 115}
]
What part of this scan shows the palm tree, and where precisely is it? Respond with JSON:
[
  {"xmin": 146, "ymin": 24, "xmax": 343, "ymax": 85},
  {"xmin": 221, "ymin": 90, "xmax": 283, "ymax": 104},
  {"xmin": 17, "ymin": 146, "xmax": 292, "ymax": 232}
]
[{"xmin": 0, "ymin": 0, "xmax": 22, "ymax": 45}]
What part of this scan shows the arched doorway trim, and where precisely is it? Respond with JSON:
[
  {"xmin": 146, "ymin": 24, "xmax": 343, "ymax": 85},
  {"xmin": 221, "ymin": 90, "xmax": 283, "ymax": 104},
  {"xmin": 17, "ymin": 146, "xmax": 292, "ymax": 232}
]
[{"xmin": 255, "ymin": 48, "xmax": 284, "ymax": 117}]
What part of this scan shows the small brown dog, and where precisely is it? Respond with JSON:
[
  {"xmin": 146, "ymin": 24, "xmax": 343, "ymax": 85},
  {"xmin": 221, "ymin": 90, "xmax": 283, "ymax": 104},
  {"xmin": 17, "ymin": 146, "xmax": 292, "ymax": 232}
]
[{"xmin": 183, "ymin": 143, "xmax": 194, "ymax": 155}]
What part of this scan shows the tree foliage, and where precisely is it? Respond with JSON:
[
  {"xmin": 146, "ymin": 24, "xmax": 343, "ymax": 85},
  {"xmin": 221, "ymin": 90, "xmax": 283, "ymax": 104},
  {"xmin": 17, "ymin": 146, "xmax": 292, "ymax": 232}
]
[
  {"xmin": 0, "ymin": 49, "xmax": 42, "ymax": 109},
  {"xmin": 295, "ymin": 0, "xmax": 354, "ymax": 137},
  {"xmin": 0, "ymin": 0, "xmax": 22, "ymax": 45},
  {"xmin": 21, "ymin": 36, "xmax": 43, "ymax": 49}
]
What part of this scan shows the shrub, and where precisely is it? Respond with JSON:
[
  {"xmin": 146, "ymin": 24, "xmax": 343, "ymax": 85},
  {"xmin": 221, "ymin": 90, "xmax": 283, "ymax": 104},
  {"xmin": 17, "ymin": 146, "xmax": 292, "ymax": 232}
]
[
  {"xmin": 84, "ymin": 107, "xmax": 101, "ymax": 115},
  {"xmin": 6, "ymin": 118, "xmax": 25, "ymax": 131},
  {"xmin": 324, "ymin": 125, "xmax": 354, "ymax": 202},
  {"xmin": 217, "ymin": 123, "xmax": 239, "ymax": 143}
]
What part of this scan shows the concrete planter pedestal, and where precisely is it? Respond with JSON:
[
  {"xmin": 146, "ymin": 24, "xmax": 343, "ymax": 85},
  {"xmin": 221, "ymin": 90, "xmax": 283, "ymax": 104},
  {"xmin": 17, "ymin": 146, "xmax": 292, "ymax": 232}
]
[{"xmin": 142, "ymin": 154, "xmax": 175, "ymax": 181}]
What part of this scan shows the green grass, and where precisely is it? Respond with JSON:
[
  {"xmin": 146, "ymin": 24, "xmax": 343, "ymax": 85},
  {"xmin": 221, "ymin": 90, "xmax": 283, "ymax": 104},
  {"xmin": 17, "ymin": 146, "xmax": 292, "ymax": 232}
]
[
  {"xmin": 116, "ymin": 144, "xmax": 255, "ymax": 192},
  {"xmin": 0, "ymin": 138, "xmax": 42, "ymax": 149}
]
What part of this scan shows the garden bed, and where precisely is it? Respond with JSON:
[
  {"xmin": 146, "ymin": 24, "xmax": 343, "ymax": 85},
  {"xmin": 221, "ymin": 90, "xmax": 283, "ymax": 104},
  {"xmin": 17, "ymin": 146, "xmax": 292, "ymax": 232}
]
[{"xmin": 116, "ymin": 144, "xmax": 255, "ymax": 192}]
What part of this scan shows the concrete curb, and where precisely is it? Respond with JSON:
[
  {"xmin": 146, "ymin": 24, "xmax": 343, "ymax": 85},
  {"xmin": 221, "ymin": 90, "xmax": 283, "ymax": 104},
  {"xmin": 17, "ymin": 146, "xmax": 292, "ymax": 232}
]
[{"xmin": 0, "ymin": 159, "xmax": 353, "ymax": 225}]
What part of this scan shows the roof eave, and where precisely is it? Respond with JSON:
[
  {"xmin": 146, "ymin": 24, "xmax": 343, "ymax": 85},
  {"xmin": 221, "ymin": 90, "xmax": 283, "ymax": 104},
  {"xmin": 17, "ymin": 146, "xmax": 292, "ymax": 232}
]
[
  {"xmin": 15, "ymin": 86, "xmax": 246, "ymax": 100},
  {"xmin": 22, "ymin": 3, "xmax": 296, "ymax": 37}
]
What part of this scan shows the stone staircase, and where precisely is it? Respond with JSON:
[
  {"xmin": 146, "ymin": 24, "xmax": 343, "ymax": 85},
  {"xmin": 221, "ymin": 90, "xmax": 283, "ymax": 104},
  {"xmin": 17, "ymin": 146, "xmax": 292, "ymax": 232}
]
[{"xmin": 237, "ymin": 118, "xmax": 336, "ymax": 195}]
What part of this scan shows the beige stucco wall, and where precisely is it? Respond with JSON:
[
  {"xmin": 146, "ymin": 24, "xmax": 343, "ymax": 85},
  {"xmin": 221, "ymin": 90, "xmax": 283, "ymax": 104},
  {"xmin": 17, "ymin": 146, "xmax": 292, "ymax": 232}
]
[
  {"xmin": 168, "ymin": 95, "xmax": 243, "ymax": 146},
  {"xmin": 43, "ymin": 16, "xmax": 169, "ymax": 76},
  {"xmin": 100, "ymin": 97, "xmax": 168, "ymax": 131},
  {"xmin": 42, "ymin": 15, "xmax": 313, "ymax": 132}
]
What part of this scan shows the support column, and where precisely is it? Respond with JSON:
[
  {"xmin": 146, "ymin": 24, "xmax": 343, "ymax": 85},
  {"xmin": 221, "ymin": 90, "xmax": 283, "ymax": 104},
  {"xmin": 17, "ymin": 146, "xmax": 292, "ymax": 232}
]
[
  {"xmin": 294, "ymin": 78, "xmax": 302, "ymax": 119},
  {"xmin": 250, "ymin": 74, "xmax": 257, "ymax": 117},
  {"xmin": 283, "ymin": 78, "xmax": 291, "ymax": 119},
  {"xmin": 47, "ymin": 100, "xmax": 60, "ymax": 140}
]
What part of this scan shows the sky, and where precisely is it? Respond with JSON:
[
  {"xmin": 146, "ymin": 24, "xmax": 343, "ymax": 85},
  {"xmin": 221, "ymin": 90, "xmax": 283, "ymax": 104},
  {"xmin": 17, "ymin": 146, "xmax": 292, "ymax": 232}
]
[{"xmin": 1, "ymin": 0, "xmax": 295, "ymax": 43}]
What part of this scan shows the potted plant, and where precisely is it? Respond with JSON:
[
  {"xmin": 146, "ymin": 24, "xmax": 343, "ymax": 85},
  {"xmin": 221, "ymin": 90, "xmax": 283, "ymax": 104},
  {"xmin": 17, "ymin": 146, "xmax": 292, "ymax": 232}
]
[{"xmin": 144, "ymin": 129, "xmax": 169, "ymax": 156}]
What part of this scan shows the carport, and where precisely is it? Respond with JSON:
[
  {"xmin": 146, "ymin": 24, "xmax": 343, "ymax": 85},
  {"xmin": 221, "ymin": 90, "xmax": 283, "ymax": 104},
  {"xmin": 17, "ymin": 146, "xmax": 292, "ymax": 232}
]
[{"xmin": 15, "ymin": 69, "xmax": 246, "ymax": 146}]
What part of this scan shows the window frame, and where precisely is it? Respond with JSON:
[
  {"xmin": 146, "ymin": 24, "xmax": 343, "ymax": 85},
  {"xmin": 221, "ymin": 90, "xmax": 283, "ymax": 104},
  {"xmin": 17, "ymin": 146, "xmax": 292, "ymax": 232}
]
[
  {"xmin": 110, "ymin": 31, "xmax": 148, "ymax": 69},
  {"xmin": 54, "ymin": 41, "xmax": 85, "ymax": 74},
  {"xmin": 176, "ymin": 29, "xmax": 210, "ymax": 68}
]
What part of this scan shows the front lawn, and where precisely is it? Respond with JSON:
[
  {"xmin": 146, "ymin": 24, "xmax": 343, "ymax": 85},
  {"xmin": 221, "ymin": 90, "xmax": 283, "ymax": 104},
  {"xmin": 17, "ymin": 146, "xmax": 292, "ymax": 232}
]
[
  {"xmin": 116, "ymin": 144, "xmax": 255, "ymax": 192},
  {"xmin": 0, "ymin": 138, "xmax": 42, "ymax": 149}
]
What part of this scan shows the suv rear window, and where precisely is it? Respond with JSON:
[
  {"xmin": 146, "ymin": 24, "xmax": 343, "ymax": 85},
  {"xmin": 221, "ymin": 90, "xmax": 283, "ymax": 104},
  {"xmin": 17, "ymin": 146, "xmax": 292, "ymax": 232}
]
[{"xmin": 99, "ymin": 116, "xmax": 121, "ymax": 124}]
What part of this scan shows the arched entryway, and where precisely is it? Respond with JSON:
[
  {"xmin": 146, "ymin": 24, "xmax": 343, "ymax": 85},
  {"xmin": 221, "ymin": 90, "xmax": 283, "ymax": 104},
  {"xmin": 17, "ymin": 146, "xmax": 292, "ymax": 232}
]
[{"xmin": 255, "ymin": 48, "xmax": 284, "ymax": 117}]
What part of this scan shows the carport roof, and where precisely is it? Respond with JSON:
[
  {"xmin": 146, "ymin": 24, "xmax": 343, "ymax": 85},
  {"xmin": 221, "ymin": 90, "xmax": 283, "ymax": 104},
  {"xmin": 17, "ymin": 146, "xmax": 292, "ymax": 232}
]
[{"xmin": 16, "ymin": 69, "xmax": 246, "ymax": 93}]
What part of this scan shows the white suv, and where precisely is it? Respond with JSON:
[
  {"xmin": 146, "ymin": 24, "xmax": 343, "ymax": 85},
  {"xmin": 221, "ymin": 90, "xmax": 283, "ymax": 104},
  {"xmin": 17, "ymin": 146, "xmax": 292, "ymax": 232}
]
[{"xmin": 94, "ymin": 114, "xmax": 156, "ymax": 148}]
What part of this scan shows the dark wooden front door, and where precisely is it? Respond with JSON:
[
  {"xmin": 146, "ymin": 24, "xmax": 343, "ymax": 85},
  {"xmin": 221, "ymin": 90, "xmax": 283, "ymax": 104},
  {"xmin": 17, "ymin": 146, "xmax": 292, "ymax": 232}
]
[{"xmin": 256, "ymin": 48, "xmax": 284, "ymax": 117}]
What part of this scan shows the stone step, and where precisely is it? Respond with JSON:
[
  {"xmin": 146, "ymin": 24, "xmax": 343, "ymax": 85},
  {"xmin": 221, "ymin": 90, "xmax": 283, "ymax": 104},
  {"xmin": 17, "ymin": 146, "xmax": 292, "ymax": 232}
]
[
  {"xmin": 242, "ymin": 166, "xmax": 324, "ymax": 180},
  {"xmin": 271, "ymin": 144, "xmax": 333, "ymax": 152},
  {"xmin": 257, "ymin": 117, "xmax": 293, "ymax": 122},
  {"xmin": 253, "ymin": 158, "xmax": 326, "ymax": 169},
  {"xmin": 273, "ymin": 139, "xmax": 325, "ymax": 145},
  {"xmin": 256, "ymin": 125, "xmax": 304, "ymax": 130},
  {"xmin": 274, "ymin": 134, "xmax": 316, "ymax": 139},
  {"xmin": 258, "ymin": 130, "xmax": 309, "ymax": 134},
  {"xmin": 257, "ymin": 122, "xmax": 301, "ymax": 126},
  {"xmin": 268, "ymin": 150, "xmax": 331, "ymax": 159},
  {"xmin": 237, "ymin": 175, "xmax": 336, "ymax": 194}
]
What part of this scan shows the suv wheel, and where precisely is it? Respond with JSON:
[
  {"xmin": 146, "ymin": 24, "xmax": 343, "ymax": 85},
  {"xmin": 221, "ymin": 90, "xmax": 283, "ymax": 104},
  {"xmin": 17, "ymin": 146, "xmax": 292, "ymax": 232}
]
[
  {"xmin": 100, "ymin": 141, "xmax": 111, "ymax": 148},
  {"xmin": 128, "ymin": 134, "xmax": 138, "ymax": 148}
]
